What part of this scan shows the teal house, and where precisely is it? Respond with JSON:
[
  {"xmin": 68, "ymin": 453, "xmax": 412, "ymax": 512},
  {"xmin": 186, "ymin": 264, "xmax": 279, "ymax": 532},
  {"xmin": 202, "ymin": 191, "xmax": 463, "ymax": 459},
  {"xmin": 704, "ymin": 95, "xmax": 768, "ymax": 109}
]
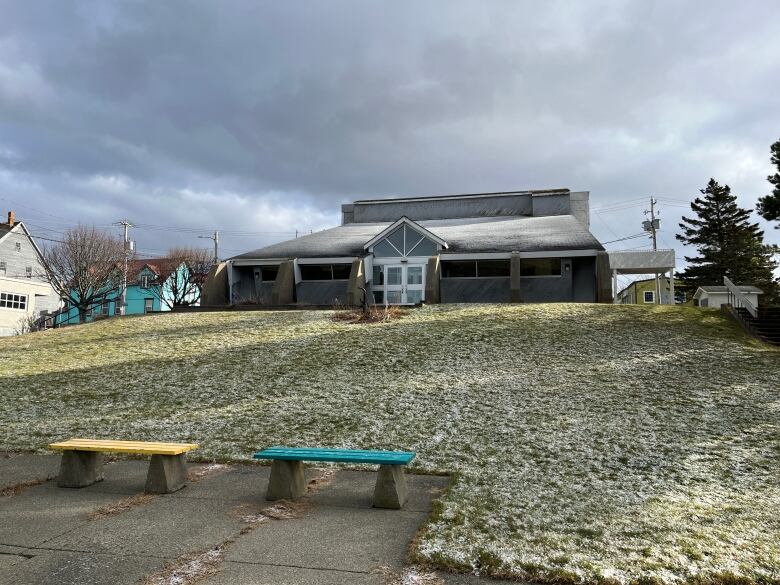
[{"xmin": 56, "ymin": 259, "xmax": 195, "ymax": 325}]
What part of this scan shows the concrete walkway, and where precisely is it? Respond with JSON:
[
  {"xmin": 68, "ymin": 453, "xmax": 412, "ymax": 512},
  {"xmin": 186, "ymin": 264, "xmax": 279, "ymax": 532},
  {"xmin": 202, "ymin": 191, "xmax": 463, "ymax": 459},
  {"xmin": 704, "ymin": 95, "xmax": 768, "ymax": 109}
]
[{"xmin": 0, "ymin": 454, "xmax": 508, "ymax": 585}]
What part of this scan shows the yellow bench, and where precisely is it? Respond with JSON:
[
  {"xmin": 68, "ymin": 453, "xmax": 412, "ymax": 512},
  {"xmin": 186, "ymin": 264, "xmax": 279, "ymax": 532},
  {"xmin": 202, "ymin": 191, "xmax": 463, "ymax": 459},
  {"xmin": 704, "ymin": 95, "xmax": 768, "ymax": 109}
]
[{"xmin": 49, "ymin": 438, "xmax": 198, "ymax": 494}]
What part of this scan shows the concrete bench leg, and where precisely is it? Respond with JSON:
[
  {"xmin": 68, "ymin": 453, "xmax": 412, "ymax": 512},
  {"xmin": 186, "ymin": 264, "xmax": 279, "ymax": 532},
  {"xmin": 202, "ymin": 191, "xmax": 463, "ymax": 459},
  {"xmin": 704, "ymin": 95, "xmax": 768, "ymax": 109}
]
[
  {"xmin": 57, "ymin": 450, "xmax": 104, "ymax": 488},
  {"xmin": 373, "ymin": 464, "xmax": 408, "ymax": 509},
  {"xmin": 266, "ymin": 460, "xmax": 306, "ymax": 501},
  {"xmin": 145, "ymin": 453, "xmax": 188, "ymax": 494}
]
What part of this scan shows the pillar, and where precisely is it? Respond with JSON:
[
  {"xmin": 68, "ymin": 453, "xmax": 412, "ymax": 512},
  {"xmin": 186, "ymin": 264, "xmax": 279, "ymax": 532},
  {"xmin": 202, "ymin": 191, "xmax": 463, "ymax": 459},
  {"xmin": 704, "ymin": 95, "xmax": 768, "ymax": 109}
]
[
  {"xmin": 346, "ymin": 258, "xmax": 366, "ymax": 306},
  {"xmin": 266, "ymin": 460, "xmax": 306, "ymax": 501},
  {"xmin": 373, "ymin": 465, "xmax": 409, "ymax": 509},
  {"xmin": 145, "ymin": 453, "xmax": 188, "ymax": 494},
  {"xmin": 57, "ymin": 450, "xmax": 104, "ymax": 488},
  {"xmin": 612, "ymin": 269, "xmax": 618, "ymax": 304},
  {"xmin": 510, "ymin": 252, "xmax": 522, "ymax": 303},
  {"xmin": 425, "ymin": 256, "xmax": 440, "ymax": 303},
  {"xmin": 271, "ymin": 261, "xmax": 295, "ymax": 305}
]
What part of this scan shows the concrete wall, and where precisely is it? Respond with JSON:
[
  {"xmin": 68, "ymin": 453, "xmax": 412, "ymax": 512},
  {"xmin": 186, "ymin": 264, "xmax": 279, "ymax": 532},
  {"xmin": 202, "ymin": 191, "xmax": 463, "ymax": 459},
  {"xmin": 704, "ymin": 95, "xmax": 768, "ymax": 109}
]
[
  {"xmin": 425, "ymin": 256, "xmax": 441, "ymax": 303},
  {"xmin": 230, "ymin": 266, "xmax": 254, "ymax": 302},
  {"xmin": 531, "ymin": 194, "xmax": 571, "ymax": 219},
  {"xmin": 271, "ymin": 261, "xmax": 295, "ymax": 304},
  {"xmin": 439, "ymin": 256, "xmax": 598, "ymax": 304},
  {"xmin": 201, "ymin": 263, "xmax": 228, "ymax": 305},
  {"xmin": 296, "ymin": 281, "xmax": 350, "ymax": 306},
  {"xmin": 569, "ymin": 192, "xmax": 590, "ymax": 227},
  {"xmin": 255, "ymin": 282, "xmax": 275, "ymax": 304},
  {"xmin": 595, "ymin": 252, "xmax": 613, "ymax": 303},
  {"xmin": 520, "ymin": 272, "xmax": 573, "ymax": 302},
  {"xmin": 345, "ymin": 258, "xmax": 366, "ymax": 305},
  {"xmin": 350, "ymin": 193, "xmax": 536, "ymax": 223},
  {"xmin": 440, "ymin": 278, "xmax": 511, "ymax": 303}
]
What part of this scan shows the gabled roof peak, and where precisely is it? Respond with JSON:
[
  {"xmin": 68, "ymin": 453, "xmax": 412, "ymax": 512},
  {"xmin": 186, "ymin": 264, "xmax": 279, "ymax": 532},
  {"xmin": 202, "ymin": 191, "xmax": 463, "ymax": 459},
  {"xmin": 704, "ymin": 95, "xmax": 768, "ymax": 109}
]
[{"xmin": 362, "ymin": 216, "xmax": 448, "ymax": 251}]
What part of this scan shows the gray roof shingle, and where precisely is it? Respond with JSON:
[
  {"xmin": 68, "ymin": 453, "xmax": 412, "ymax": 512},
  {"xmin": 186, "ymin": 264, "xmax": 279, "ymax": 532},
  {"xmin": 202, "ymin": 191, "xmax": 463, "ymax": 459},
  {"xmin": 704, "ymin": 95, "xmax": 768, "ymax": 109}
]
[
  {"xmin": 230, "ymin": 215, "xmax": 604, "ymax": 260},
  {"xmin": 698, "ymin": 285, "xmax": 764, "ymax": 294}
]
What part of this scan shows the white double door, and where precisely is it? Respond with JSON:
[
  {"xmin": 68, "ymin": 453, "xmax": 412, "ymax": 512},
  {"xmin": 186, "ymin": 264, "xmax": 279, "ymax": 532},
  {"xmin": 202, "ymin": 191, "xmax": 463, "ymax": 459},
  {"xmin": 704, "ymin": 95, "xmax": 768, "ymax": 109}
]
[{"xmin": 384, "ymin": 264, "xmax": 425, "ymax": 305}]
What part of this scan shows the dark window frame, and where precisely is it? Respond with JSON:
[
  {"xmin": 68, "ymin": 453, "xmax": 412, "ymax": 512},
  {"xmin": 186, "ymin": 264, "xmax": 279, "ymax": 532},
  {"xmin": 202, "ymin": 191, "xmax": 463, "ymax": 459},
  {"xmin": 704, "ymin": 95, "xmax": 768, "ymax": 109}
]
[
  {"xmin": 441, "ymin": 259, "xmax": 511, "ymax": 279},
  {"xmin": 299, "ymin": 263, "xmax": 352, "ymax": 281},
  {"xmin": 0, "ymin": 292, "xmax": 27, "ymax": 310},
  {"xmin": 519, "ymin": 258, "xmax": 562, "ymax": 278},
  {"xmin": 258, "ymin": 265, "xmax": 279, "ymax": 282}
]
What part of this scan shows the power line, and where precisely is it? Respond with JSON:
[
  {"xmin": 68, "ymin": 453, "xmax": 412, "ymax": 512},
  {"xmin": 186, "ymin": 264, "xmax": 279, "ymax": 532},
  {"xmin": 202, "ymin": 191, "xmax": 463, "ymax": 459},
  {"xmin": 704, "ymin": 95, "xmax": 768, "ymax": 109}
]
[{"xmin": 601, "ymin": 232, "xmax": 648, "ymax": 245}]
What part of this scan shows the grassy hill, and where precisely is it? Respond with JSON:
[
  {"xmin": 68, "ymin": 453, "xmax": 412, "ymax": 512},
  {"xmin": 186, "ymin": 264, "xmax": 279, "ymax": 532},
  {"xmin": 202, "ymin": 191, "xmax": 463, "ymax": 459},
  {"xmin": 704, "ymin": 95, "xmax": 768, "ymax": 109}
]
[{"xmin": 1, "ymin": 304, "xmax": 779, "ymax": 584}]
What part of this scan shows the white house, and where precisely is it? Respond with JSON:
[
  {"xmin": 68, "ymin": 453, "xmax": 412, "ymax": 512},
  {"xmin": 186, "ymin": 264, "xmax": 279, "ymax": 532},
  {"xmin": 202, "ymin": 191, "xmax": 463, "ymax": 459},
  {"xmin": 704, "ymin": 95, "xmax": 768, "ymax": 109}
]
[
  {"xmin": 693, "ymin": 285, "xmax": 763, "ymax": 310},
  {"xmin": 0, "ymin": 212, "xmax": 62, "ymax": 335}
]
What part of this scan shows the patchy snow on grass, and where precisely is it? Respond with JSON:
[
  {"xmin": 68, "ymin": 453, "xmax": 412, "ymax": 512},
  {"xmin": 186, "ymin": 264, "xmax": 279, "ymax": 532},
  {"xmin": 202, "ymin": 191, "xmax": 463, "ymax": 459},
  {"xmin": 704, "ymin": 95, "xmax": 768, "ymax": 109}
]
[{"xmin": 1, "ymin": 304, "xmax": 779, "ymax": 584}]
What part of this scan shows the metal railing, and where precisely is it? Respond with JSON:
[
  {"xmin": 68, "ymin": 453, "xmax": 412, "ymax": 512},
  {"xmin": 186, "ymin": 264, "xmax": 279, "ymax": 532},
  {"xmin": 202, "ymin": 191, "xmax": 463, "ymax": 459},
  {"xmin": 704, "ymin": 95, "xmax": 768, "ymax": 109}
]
[{"xmin": 724, "ymin": 276, "xmax": 757, "ymax": 318}]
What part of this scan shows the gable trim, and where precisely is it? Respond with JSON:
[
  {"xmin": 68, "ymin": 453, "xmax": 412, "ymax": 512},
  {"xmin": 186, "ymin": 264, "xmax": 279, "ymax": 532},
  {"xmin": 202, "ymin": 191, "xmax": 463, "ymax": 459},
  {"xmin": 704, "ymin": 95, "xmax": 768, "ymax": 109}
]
[{"xmin": 363, "ymin": 216, "xmax": 448, "ymax": 251}]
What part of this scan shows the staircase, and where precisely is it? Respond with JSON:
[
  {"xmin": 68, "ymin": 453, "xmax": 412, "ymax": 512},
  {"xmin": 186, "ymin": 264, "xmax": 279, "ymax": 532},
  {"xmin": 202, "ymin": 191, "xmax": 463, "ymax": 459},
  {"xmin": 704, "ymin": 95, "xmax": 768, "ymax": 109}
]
[{"xmin": 734, "ymin": 307, "xmax": 780, "ymax": 346}]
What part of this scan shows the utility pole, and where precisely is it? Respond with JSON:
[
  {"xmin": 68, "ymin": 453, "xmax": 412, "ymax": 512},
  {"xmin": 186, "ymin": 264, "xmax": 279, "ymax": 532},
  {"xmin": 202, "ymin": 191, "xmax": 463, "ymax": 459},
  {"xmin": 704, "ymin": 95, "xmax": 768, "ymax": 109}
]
[
  {"xmin": 643, "ymin": 198, "xmax": 660, "ymax": 304},
  {"xmin": 198, "ymin": 231, "xmax": 219, "ymax": 264},
  {"xmin": 114, "ymin": 219, "xmax": 134, "ymax": 315}
]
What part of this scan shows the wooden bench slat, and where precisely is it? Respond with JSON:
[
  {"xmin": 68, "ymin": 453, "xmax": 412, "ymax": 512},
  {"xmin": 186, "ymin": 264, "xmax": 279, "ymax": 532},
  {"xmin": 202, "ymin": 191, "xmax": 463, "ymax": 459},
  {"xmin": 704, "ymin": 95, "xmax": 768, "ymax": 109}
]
[
  {"xmin": 253, "ymin": 446, "xmax": 415, "ymax": 466},
  {"xmin": 49, "ymin": 438, "xmax": 198, "ymax": 456}
]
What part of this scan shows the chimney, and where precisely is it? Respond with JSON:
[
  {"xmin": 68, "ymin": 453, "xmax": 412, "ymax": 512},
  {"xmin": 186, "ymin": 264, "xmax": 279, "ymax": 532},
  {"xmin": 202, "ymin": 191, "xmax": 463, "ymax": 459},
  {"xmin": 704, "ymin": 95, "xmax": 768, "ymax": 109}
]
[{"xmin": 7, "ymin": 211, "xmax": 14, "ymax": 227}]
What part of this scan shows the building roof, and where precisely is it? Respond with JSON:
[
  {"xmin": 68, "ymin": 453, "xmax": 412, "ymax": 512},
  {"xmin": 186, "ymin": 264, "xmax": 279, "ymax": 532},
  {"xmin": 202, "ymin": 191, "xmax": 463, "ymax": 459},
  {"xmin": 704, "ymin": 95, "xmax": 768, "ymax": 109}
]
[
  {"xmin": 608, "ymin": 250, "xmax": 675, "ymax": 273},
  {"xmin": 696, "ymin": 285, "xmax": 764, "ymax": 295},
  {"xmin": 231, "ymin": 214, "xmax": 604, "ymax": 260},
  {"xmin": 616, "ymin": 276, "xmax": 682, "ymax": 297},
  {"xmin": 128, "ymin": 259, "xmax": 162, "ymax": 276}
]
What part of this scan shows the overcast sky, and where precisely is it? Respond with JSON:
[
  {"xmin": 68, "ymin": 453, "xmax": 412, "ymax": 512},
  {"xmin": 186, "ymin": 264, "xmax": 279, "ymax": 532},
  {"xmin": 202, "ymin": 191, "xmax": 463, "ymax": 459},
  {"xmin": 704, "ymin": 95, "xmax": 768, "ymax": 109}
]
[{"xmin": 1, "ymin": 1, "xmax": 779, "ymax": 275}]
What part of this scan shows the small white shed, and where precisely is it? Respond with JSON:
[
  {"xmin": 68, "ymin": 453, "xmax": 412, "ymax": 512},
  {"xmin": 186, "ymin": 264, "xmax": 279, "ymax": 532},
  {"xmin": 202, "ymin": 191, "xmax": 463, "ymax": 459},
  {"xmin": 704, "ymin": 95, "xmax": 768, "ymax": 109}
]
[{"xmin": 693, "ymin": 285, "xmax": 763, "ymax": 309}]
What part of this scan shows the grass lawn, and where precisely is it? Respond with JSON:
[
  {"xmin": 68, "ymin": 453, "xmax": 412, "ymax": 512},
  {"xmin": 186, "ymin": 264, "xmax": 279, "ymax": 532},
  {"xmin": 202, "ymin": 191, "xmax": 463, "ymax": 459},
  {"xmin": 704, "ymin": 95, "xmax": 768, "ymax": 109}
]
[{"xmin": 1, "ymin": 304, "xmax": 779, "ymax": 584}]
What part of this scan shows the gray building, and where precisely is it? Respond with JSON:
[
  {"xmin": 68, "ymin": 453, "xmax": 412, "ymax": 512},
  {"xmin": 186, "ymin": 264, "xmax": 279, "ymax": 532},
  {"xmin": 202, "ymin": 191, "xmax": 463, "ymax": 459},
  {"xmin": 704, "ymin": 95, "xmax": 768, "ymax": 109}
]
[{"xmin": 227, "ymin": 189, "xmax": 611, "ymax": 306}]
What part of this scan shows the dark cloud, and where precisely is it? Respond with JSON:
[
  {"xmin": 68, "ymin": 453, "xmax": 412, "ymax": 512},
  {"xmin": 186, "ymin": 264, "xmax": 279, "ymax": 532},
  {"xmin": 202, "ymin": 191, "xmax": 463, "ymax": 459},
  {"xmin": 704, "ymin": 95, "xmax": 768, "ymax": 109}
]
[{"xmin": 0, "ymin": 0, "xmax": 778, "ymax": 265}]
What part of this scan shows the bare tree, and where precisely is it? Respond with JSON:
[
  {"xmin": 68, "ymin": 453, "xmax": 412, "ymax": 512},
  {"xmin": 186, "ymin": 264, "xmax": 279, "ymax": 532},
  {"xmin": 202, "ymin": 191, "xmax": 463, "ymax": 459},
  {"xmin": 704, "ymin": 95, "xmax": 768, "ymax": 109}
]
[
  {"xmin": 42, "ymin": 226, "xmax": 129, "ymax": 323},
  {"xmin": 148, "ymin": 247, "xmax": 212, "ymax": 309},
  {"xmin": 15, "ymin": 314, "xmax": 39, "ymax": 335}
]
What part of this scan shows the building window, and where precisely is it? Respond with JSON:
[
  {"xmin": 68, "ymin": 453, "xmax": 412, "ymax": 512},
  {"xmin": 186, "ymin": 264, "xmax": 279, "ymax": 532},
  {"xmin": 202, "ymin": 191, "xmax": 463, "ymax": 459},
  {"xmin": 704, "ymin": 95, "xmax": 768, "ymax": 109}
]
[
  {"xmin": 476, "ymin": 260, "xmax": 510, "ymax": 277},
  {"xmin": 373, "ymin": 225, "xmax": 439, "ymax": 258},
  {"xmin": 0, "ymin": 261, "xmax": 5, "ymax": 276},
  {"xmin": 299, "ymin": 264, "xmax": 351, "ymax": 281},
  {"xmin": 15, "ymin": 242, "xmax": 21, "ymax": 252},
  {"xmin": 0, "ymin": 292, "xmax": 27, "ymax": 310},
  {"xmin": 520, "ymin": 258, "xmax": 562, "ymax": 277},
  {"xmin": 441, "ymin": 260, "xmax": 511, "ymax": 278},
  {"xmin": 643, "ymin": 290, "xmax": 655, "ymax": 303},
  {"xmin": 372, "ymin": 265, "xmax": 384, "ymax": 286},
  {"xmin": 140, "ymin": 274, "xmax": 150, "ymax": 288},
  {"xmin": 259, "ymin": 265, "xmax": 279, "ymax": 282},
  {"xmin": 25, "ymin": 267, "xmax": 32, "ymax": 279},
  {"xmin": 144, "ymin": 298, "xmax": 154, "ymax": 313}
]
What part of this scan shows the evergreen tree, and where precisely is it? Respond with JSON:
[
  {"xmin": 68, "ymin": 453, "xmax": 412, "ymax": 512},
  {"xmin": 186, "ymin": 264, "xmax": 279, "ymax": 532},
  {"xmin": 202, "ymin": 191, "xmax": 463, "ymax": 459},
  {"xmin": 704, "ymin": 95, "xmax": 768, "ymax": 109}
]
[
  {"xmin": 757, "ymin": 138, "xmax": 780, "ymax": 225},
  {"xmin": 676, "ymin": 178, "xmax": 779, "ymax": 301}
]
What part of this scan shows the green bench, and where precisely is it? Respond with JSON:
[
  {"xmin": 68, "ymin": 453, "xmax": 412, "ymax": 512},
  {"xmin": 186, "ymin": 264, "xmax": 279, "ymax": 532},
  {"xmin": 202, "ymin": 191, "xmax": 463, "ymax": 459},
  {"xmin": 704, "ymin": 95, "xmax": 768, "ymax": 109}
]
[{"xmin": 253, "ymin": 446, "xmax": 416, "ymax": 509}]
